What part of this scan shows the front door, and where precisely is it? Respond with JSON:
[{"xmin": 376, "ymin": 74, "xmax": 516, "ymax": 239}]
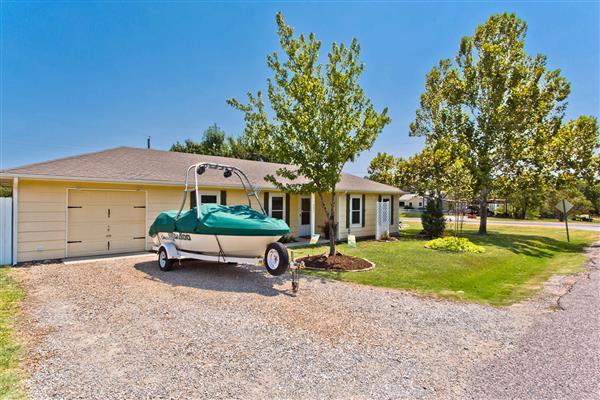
[{"xmin": 298, "ymin": 196, "xmax": 311, "ymax": 237}]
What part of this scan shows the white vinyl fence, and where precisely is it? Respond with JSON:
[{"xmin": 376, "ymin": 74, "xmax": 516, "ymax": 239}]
[
  {"xmin": 376, "ymin": 201, "xmax": 390, "ymax": 240},
  {"xmin": 0, "ymin": 198, "xmax": 12, "ymax": 265}
]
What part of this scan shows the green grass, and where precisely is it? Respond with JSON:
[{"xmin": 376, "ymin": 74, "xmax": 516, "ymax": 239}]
[
  {"xmin": 0, "ymin": 267, "xmax": 25, "ymax": 400},
  {"xmin": 294, "ymin": 223, "xmax": 598, "ymax": 306}
]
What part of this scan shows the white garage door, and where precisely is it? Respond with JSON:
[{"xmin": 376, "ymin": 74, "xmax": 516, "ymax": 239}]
[{"xmin": 67, "ymin": 190, "xmax": 146, "ymax": 257}]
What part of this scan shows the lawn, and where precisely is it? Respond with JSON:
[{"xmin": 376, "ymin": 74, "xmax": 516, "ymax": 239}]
[
  {"xmin": 293, "ymin": 223, "xmax": 598, "ymax": 306},
  {"xmin": 0, "ymin": 267, "xmax": 25, "ymax": 400}
]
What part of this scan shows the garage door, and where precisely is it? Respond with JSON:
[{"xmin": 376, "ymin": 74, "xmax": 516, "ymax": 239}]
[{"xmin": 67, "ymin": 190, "xmax": 146, "ymax": 257}]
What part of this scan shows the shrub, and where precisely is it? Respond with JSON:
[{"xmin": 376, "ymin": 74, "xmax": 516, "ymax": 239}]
[
  {"xmin": 421, "ymin": 199, "xmax": 445, "ymax": 238},
  {"xmin": 425, "ymin": 237, "xmax": 485, "ymax": 253}
]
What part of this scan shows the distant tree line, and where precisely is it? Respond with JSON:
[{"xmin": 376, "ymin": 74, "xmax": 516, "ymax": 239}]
[{"xmin": 170, "ymin": 123, "xmax": 279, "ymax": 162}]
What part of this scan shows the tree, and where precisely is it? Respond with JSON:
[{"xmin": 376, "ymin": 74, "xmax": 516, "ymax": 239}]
[
  {"xmin": 444, "ymin": 159, "xmax": 474, "ymax": 234},
  {"xmin": 366, "ymin": 152, "xmax": 398, "ymax": 187},
  {"xmin": 228, "ymin": 12, "xmax": 390, "ymax": 256},
  {"xmin": 409, "ymin": 13, "xmax": 571, "ymax": 234},
  {"xmin": 421, "ymin": 199, "xmax": 445, "ymax": 238},
  {"xmin": 171, "ymin": 124, "xmax": 230, "ymax": 156}
]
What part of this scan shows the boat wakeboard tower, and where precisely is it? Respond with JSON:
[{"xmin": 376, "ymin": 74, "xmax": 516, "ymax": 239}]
[{"xmin": 149, "ymin": 162, "xmax": 292, "ymax": 276}]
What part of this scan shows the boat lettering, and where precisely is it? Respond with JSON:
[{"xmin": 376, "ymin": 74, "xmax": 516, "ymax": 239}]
[{"xmin": 169, "ymin": 232, "xmax": 191, "ymax": 241}]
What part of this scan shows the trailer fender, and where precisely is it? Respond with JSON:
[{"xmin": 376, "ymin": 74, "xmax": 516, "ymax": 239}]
[{"xmin": 159, "ymin": 242, "xmax": 179, "ymax": 259}]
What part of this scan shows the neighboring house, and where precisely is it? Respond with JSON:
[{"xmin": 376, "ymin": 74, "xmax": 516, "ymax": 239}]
[
  {"xmin": 398, "ymin": 193, "xmax": 427, "ymax": 209},
  {"xmin": 0, "ymin": 147, "xmax": 401, "ymax": 263}
]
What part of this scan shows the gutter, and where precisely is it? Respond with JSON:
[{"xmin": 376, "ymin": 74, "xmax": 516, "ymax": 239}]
[{"xmin": 0, "ymin": 172, "xmax": 402, "ymax": 195}]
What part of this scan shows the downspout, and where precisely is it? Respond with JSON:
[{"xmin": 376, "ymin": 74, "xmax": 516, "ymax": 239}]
[{"xmin": 12, "ymin": 177, "xmax": 18, "ymax": 265}]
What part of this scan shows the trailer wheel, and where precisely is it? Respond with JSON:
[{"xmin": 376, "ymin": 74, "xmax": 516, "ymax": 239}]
[
  {"xmin": 158, "ymin": 247, "xmax": 174, "ymax": 271},
  {"xmin": 264, "ymin": 242, "xmax": 289, "ymax": 276}
]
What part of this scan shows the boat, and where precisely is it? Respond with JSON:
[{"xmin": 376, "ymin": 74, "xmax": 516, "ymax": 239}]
[{"xmin": 149, "ymin": 162, "xmax": 291, "ymax": 275}]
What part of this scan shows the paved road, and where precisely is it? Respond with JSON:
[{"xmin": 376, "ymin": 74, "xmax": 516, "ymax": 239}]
[{"xmin": 403, "ymin": 217, "xmax": 600, "ymax": 232}]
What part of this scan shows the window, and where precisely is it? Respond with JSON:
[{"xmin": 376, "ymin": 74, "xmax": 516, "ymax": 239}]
[
  {"xmin": 190, "ymin": 191, "xmax": 220, "ymax": 208},
  {"xmin": 408, "ymin": 202, "xmax": 413, "ymax": 207},
  {"xmin": 418, "ymin": 202, "xmax": 422, "ymax": 207},
  {"xmin": 270, "ymin": 195, "xmax": 285, "ymax": 220},
  {"xmin": 350, "ymin": 195, "xmax": 362, "ymax": 227},
  {"xmin": 399, "ymin": 201, "xmax": 405, "ymax": 207}
]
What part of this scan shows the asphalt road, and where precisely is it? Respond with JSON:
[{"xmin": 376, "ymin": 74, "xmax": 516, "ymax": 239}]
[{"xmin": 402, "ymin": 217, "xmax": 600, "ymax": 232}]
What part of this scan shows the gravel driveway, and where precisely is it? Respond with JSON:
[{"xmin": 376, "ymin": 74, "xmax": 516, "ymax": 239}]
[{"xmin": 14, "ymin": 246, "xmax": 599, "ymax": 399}]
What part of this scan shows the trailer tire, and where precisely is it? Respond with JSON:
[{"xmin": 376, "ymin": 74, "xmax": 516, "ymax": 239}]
[
  {"xmin": 264, "ymin": 242, "xmax": 289, "ymax": 276},
  {"xmin": 158, "ymin": 247, "xmax": 174, "ymax": 272}
]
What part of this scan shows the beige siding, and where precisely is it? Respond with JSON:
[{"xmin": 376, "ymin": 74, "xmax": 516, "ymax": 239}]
[
  {"xmin": 337, "ymin": 193, "xmax": 399, "ymax": 240},
  {"xmin": 16, "ymin": 178, "xmax": 397, "ymax": 262}
]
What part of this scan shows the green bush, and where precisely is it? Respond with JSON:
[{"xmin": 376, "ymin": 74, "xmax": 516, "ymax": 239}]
[
  {"xmin": 421, "ymin": 199, "xmax": 445, "ymax": 238},
  {"xmin": 425, "ymin": 237, "xmax": 485, "ymax": 253}
]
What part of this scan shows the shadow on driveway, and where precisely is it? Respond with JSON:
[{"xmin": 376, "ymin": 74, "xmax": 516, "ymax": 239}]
[{"xmin": 134, "ymin": 259, "xmax": 298, "ymax": 297}]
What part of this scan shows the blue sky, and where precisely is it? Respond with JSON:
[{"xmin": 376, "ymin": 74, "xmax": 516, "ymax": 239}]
[{"xmin": 1, "ymin": 1, "xmax": 598, "ymax": 176}]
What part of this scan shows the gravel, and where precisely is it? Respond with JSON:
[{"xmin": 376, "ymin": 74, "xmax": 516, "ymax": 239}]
[
  {"xmin": 465, "ymin": 243, "xmax": 600, "ymax": 399},
  {"xmin": 13, "ymin": 246, "xmax": 598, "ymax": 399}
]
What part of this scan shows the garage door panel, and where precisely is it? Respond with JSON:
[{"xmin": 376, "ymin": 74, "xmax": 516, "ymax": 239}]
[
  {"xmin": 69, "ymin": 206, "xmax": 108, "ymax": 223},
  {"xmin": 68, "ymin": 224, "xmax": 109, "ymax": 241},
  {"xmin": 108, "ymin": 239, "xmax": 145, "ymax": 253},
  {"xmin": 68, "ymin": 241, "xmax": 111, "ymax": 257},
  {"xmin": 106, "ymin": 191, "xmax": 145, "ymax": 205},
  {"xmin": 67, "ymin": 190, "xmax": 146, "ymax": 258},
  {"xmin": 109, "ymin": 222, "xmax": 145, "ymax": 238},
  {"xmin": 109, "ymin": 206, "xmax": 145, "ymax": 221}
]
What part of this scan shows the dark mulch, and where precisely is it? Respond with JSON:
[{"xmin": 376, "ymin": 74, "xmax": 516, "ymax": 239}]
[{"xmin": 297, "ymin": 253, "xmax": 373, "ymax": 271}]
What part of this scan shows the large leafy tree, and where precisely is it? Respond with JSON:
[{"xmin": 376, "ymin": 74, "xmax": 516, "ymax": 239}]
[
  {"xmin": 410, "ymin": 13, "xmax": 571, "ymax": 234},
  {"xmin": 229, "ymin": 12, "xmax": 390, "ymax": 256}
]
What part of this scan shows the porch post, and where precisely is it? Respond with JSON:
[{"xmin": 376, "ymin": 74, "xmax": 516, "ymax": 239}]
[{"xmin": 310, "ymin": 192, "xmax": 315, "ymax": 236}]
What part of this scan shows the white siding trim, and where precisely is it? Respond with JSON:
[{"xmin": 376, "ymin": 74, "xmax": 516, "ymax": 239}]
[{"xmin": 12, "ymin": 178, "xmax": 18, "ymax": 265}]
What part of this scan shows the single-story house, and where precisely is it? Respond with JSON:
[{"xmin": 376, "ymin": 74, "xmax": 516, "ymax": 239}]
[
  {"xmin": 0, "ymin": 147, "xmax": 401, "ymax": 264},
  {"xmin": 398, "ymin": 193, "xmax": 427, "ymax": 209}
]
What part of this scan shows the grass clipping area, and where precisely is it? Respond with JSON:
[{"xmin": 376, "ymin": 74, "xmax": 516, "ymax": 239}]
[
  {"xmin": 425, "ymin": 237, "xmax": 485, "ymax": 253},
  {"xmin": 293, "ymin": 224, "xmax": 597, "ymax": 306},
  {"xmin": 0, "ymin": 268, "xmax": 25, "ymax": 400}
]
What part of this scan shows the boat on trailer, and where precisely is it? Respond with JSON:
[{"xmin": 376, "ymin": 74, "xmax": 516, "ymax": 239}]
[{"xmin": 149, "ymin": 162, "xmax": 292, "ymax": 276}]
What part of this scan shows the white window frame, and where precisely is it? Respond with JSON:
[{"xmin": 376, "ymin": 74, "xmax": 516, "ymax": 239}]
[
  {"xmin": 269, "ymin": 193, "xmax": 286, "ymax": 220},
  {"xmin": 350, "ymin": 194, "xmax": 362, "ymax": 228}
]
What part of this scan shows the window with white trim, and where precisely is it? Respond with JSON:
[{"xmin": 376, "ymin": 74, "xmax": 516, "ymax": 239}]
[
  {"xmin": 350, "ymin": 195, "xmax": 362, "ymax": 227},
  {"xmin": 190, "ymin": 190, "xmax": 220, "ymax": 208},
  {"xmin": 269, "ymin": 194, "xmax": 285, "ymax": 220}
]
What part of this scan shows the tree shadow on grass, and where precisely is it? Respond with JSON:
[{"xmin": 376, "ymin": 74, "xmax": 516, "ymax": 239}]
[
  {"xmin": 465, "ymin": 232, "xmax": 588, "ymax": 258},
  {"xmin": 400, "ymin": 229, "xmax": 588, "ymax": 258}
]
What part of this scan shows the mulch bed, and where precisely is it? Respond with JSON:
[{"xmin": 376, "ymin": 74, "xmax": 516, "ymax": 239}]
[{"xmin": 297, "ymin": 253, "xmax": 374, "ymax": 272}]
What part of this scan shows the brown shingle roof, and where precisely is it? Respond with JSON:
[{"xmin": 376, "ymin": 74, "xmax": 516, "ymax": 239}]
[{"xmin": 2, "ymin": 147, "xmax": 400, "ymax": 194}]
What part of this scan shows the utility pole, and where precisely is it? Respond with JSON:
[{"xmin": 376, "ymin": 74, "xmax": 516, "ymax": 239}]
[{"xmin": 147, "ymin": 136, "xmax": 151, "ymax": 149}]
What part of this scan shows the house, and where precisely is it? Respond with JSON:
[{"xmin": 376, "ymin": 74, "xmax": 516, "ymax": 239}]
[
  {"xmin": 0, "ymin": 147, "xmax": 401, "ymax": 264},
  {"xmin": 398, "ymin": 193, "xmax": 427, "ymax": 209}
]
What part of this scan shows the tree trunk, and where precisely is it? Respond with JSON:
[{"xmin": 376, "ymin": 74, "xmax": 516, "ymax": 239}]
[
  {"xmin": 317, "ymin": 191, "xmax": 337, "ymax": 257},
  {"xmin": 478, "ymin": 187, "xmax": 488, "ymax": 235},
  {"xmin": 328, "ymin": 191, "xmax": 336, "ymax": 256}
]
